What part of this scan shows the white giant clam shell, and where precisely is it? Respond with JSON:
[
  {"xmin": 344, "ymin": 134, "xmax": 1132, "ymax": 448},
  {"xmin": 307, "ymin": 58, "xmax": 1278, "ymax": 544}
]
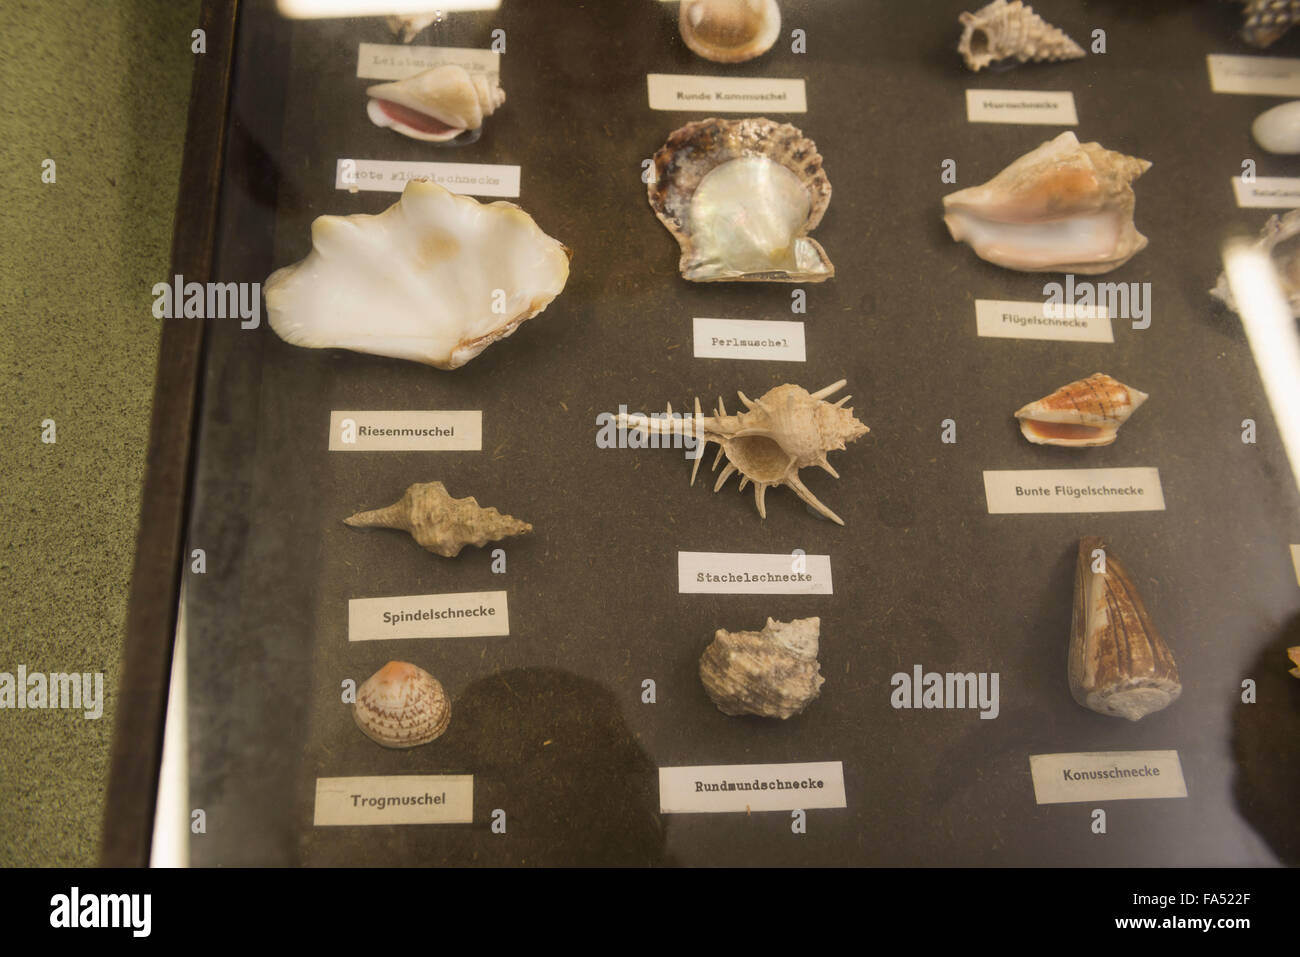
[
  {"xmin": 943, "ymin": 131, "xmax": 1151, "ymax": 274},
  {"xmin": 265, "ymin": 180, "xmax": 571, "ymax": 370},
  {"xmin": 957, "ymin": 0, "xmax": 1084, "ymax": 72},
  {"xmin": 366, "ymin": 65, "xmax": 505, "ymax": 142},
  {"xmin": 648, "ymin": 117, "xmax": 833, "ymax": 282},
  {"xmin": 679, "ymin": 0, "xmax": 781, "ymax": 63},
  {"xmin": 354, "ymin": 661, "xmax": 451, "ymax": 748}
]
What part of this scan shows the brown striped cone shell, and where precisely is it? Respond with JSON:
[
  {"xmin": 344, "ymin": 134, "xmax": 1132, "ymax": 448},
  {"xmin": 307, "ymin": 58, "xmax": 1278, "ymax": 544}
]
[
  {"xmin": 1014, "ymin": 373, "xmax": 1148, "ymax": 447},
  {"xmin": 957, "ymin": 0, "xmax": 1085, "ymax": 71},
  {"xmin": 700, "ymin": 617, "xmax": 824, "ymax": 719},
  {"xmin": 1069, "ymin": 538, "xmax": 1181, "ymax": 722},
  {"xmin": 354, "ymin": 661, "xmax": 451, "ymax": 748},
  {"xmin": 679, "ymin": 0, "xmax": 781, "ymax": 63},
  {"xmin": 344, "ymin": 481, "xmax": 532, "ymax": 558}
]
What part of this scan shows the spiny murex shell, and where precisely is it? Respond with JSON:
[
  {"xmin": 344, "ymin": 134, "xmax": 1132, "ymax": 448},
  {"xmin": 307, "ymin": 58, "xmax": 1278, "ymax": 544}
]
[
  {"xmin": 386, "ymin": 13, "xmax": 438, "ymax": 43},
  {"xmin": 1211, "ymin": 208, "xmax": 1300, "ymax": 318},
  {"xmin": 1015, "ymin": 373, "xmax": 1148, "ymax": 447},
  {"xmin": 943, "ymin": 131, "xmax": 1151, "ymax": 274},
  {"xmin": 700, "ymin": 617, "xmax": 824, "ymax": 719},
  {"xmin": 1070, "ymin": 538, "xmax": 1181, "ymax": 722},
  {"xmin": 367, "ymin": 65, "xmax": 505, "ymax": 142},
  {"xmin": 1241, "ymin": 0, "xmax": 1300, "ymax": 48},
  {"xmin": 679, "ymin": 0, "xmax": 781, "ymax": 63},
  {"xmin": 648, "ymin": 117, "xmax": 833, "ymax": 282},
  {"xmin": 265, "ymin": 179, "xmax": 570, "ymax": 369},
  {"xmin": 345, "ymin": 481, "xmax": 532, "ymax": 558},
  {"xmin": 620, "ymin": 380, "xmax": 868, "ymax": 525},
  {"xmin": 957, "ymin": 0, "xmax": 1084, "ymax": 72},
  {"xmin": 354, "ymin": 661, "xmax": 451, "ymax": 748}
]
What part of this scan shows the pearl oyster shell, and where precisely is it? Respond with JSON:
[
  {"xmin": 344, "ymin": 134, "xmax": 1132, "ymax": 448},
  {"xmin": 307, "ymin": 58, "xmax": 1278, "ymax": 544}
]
[
  {"xmin": 1211, "ymin": 208, "xmax": 1300, "ymax": 318},
  {"xmin": 700, "ymin": 617, "xmax": 824, "ymax": 719},
  {"xmin": 957, "ymin": 0, "xmax": 1084, "ymax": 72},
  {"xmin": 366, "ymin": 65, "xmax": 505, "ymax": 143},
  {"xmin": 620, "ymin": 380, "xmax": 868, "ymax": 525},
  {"xmin": 265, "ymin": 180, "xmax": 570, "ymax": 369},
  {"xmin": 354, "ymin": 661, "xmax": 451, "ymax": 748},
  {"xmin": 345, "ymin": 481, "xmax": 532, "ymax": 558},
  {"xmin": 679, "ymin": 0, "xmax": 781, "ymax": 63},
  {"xmin": 1014, "ymin": 373, "xmax": 1148, "ymax": 447},
  {"xmin": 648, "ymin": 117, "xmax": 833, "ymax": 282},
  {"xmin": 1070, "ymin": 538, "xmax": 1181, "ymax": 722},
  {"xmin": 942, "ymin": 131, "xmax": 1151, "ymax": 274}
]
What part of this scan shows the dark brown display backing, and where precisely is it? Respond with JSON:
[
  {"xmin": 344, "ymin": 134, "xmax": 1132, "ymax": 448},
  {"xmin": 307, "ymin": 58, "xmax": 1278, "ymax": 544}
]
[{"xmin": 178, "ymin": 0, "xmax": 1300, "ymax": 866}]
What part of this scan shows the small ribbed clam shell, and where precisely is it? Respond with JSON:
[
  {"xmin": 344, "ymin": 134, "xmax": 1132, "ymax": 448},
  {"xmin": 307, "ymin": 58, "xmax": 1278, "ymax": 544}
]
[
  {"xmin": 957, "ymin": 0, "xmax": 1085, "ymax": 71},
  {"xmin": 354, "ymin": 661, "xmax": 451, "ymax": 748},
  {"xmin": 1014, "ymin": 373, "xmax": 1148, "ymax": 447},
  {"xmin": 679, "ymin": 0, "xmax": 781, "ymax": 63},
  {"xmin": 700, "ymin": 617, "xmax": 824, "ymax": 719}
]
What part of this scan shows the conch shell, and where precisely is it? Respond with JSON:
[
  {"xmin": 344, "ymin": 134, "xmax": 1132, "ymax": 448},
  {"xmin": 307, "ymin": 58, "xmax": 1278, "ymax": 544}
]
[
  {"xmin": 265, "ymin": 179, "xmax": 570, "ymax": 370},
  {"xmin": 386, "ymin": 13, "xmax": 439, "ymax": 43},
  {"xmin": 1211, "ymin": 208, "xmax": 1300, "ymax": 318},
  {"xmin": 344, "ymin": 481, "xmax": 532, "ymax": 558},
  {"xmin": 354, "ymin": 661, "xmax": 451, "ymax": 748},
  {"xmin": 1015, "ymin": 373, "xmax": 1148, "ymax": 447},
  {"xmin": 679, "ymin": 0, "xmax": 781, "ymax": 63},
  {"xmin": 620, "ymin": 380, "xmax": 868, "ymax": 525},
  {"xmin": 1070, "ymin": 538, "xmax": 1181, "ymax": 722},
  {"xmin": 648, "ymin": 117, "xmax": 833, "ymax": 282},
  {"xmin": 943, "ymin": 131, "xmax": 1151, "ymax": 274},
  {"xmin": 957, "ymin": 0, "xmax": 1084, "ymax": 72},
  {"xmin": 366, "ymin": 65, "xmax": 505, "ymax": 142},
  {"xmin": 700, "ymin": 617, "xmax": 824, "ymax": 719},
  {"xmin": 1241, "ymin": 0, "xmax": 1300, "ymax": 48}
]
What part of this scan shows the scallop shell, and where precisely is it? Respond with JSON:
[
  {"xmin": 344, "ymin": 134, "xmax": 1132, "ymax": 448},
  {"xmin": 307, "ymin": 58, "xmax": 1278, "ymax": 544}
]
[
  {"xmin": 620, "ymin": 380, "xmax": 868, "ymax": 525},
  {"xmin": 386, "ymin": 13, "xmax": 439, "ymax": 43},
  {"xmin": 1014, "ymin": 373, "xmax": 1148, "ymax": 447},
  {"xmin": 265, "ymin": 179, "xmax": 570, "ymax": 369},
  {"xmin": 957, "ymin": 0, "xmax": 1085, "ymax": 72},
  {"xmin": 1211, "ymin": 208, "xmax": 1300, "ymax": 318},
  {"xmin": 1070, "ymin": 538, "xmax": 1181, "ymax": 722},
  {"xmin": 943, "ymin": 131, "xmax": 1151, "ymax": 274},
  {"xmin": 366, "ymin": 65, "xmax": 505, "ymax": 142},
  {"xmin": 700, "ymin": 617, "xmax": 824, "ymax": 719},
  {"xmin": 345, "ymin": 481, "xmax": 532, "ymax": 558},
  {"xmin": 679, "ymin": 0, "xmax": 781, "ymax": 63},
  {"xmin": 354, "ymin": 661, "xmax": 451, "ymax": 748},
  {"xmin": 648, "ymin": 117, "xmax": 833, "ymax": 282},
  {"xmin": 1252, "ymin": 100, "xmax": 1300, "ymax": 154},
  {"xmin": 1241, "ymin": 0, "xmax": 1300, "ymax": 48}
]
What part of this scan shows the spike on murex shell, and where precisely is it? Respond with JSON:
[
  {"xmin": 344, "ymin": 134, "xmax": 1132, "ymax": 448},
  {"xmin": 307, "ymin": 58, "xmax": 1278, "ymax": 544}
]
[
  {"xmin": 1069, "ymin": 538, "xmax": 1181, "ymax": 722},
  {"xmin": 344, "ymin": 481, "xmax": 532, "ymax": 558},
  {"xmin": 354, "ymin": 661, "xmax": 451, "ymax": 748},
  {"xmin": 699, "ymin": 617, "xmax": 824, "ymax": 718},
  {"xmin": 367, "ymin": 65, "xmax": 505, "ymax": 142},
  {"xmin": 957, "ymin": 0, "xmax": 1085, "ymax": 71},
  {"xmin": 617, "ymin": 380, "xmax": 868, "ymax": 524},
  {"xmin": 1015, "ymin": 373, "xmax": 1148, "ymax": 447}
]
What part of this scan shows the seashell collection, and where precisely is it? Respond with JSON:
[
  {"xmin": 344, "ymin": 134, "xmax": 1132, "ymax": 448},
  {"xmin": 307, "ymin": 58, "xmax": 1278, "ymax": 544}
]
[
  {"xmin": 1069, "ymin": 538, "xmax": 1181, "ymax": 722},
  {"xmin": 345, "ymin": 481, "xmax": 532, "ymax": 559},
  {"xmin": 264, "ymin": 179, "xmax": 570, "ymax": 369},
  {"xmin": 366, "ymin": 65, "xmax": 505, "ymax": 143},
  {"xmin": 1211, "ymin": 208, "xmax": 1300, "ymax": 318},
  {"xmin": 956, "ymin": 0, "xmax": 1085, "ymax": 72},
  {"xmin": 678, "ymin": 0, "xmax": 781, "ymax": 63},
  {"xmin": 354, "ymin": 661, "xmax": 452, "ymax": 748},
  {"xmin": 699, "ymin": 617, "xmax": 824, "ymax": 719},
  {"xmin": 648, "ymin": 117, "xmax": 834, "ymax": 282},
  {"xmin": 943, "ymin": 131, "xmax": 1151, "ymax": 274},
  {"xmin": 620, "ymin": 381, "xmax": 869, "ymax": 525},
  {"xmin": 1014, "ymin": 374, "xmax": 1148, "ymax": 448},
  {"xmin": 1239, "ymin": 0, "xmax": 1300, "ymax": 48}
]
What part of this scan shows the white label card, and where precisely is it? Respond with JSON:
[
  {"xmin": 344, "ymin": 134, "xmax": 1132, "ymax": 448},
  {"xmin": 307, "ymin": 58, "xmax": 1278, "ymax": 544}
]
[
  {"xmin": 965, "ymin": 89, "xmax": 1077, "ymax": 125},
  {"xmin": 336, "ymin": 159, "xmax": 520, "ymax": 197},
  {"xmin": 647, "ymin": 73, "xmax": 807, "ymax": 112},
  {"xmin": 678, "ymin": 551, "xmax": 832, "ymax": 594},
  {"xmin": 975, "ymin": 299, "xmax": 1114, "ymax": 343},
  {"xmin": 1232, "ymin": 176, "xmax": 1300, "ymax": 209},
  {"xmin": 356, "ymin": 43, "xmax": 500, "ymax": 80},
  {"xmin": 1207, "ymin": 53, "xmax": 1300, "ymax": 96},
  {"xmin": 659, "ymin": 762, "xmax": 847, "ymax": 813},
  {"xmin": 984, "ymin": 468, "xmax": 1165, "ymax": 514},
  {"xmin": 692, "ymin": 318, "xmax": 806, "ymax": 361},
  {"xmin": 328, "ymin": 410, "xmax": 482, "ymax": 451},
  {"xmin": 348, "ymin": 591, "xmax": 509, "ymax": 641},
  {"xmin": 314, "ymin": 775, "xmax": 473, "ymax": 825},
  {"xmin": 1291, "ymin": 544, "xmax": 1300, "ymax": 587},
  {"xmin": 1029, "ymin": 751, "xmax": 1187, "ymax": 804}
]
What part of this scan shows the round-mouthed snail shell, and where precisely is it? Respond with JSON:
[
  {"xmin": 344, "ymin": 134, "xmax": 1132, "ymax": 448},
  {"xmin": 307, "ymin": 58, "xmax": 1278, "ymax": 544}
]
[
  {"xmin": 354, "ymin": 661, "xmax": 451, "ymax": 748},
  {"xmin": 699, "ymin": 617, "xmax": 824, "ymax": 719}
]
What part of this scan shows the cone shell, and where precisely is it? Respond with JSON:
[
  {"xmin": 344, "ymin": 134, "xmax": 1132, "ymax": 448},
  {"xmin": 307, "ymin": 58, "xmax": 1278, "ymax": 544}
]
[
  {"xmin": 700, "ymin": 617, "xmax": 824, "ymax": 718},
  {"xmin": 943, "ymin": 132, "xmax": 1151, "ymax": 274},
  {"xmin": 957, "ymin": 0, "xmax": 1085, "ymax": 72},
  {"xmin": 1069, "ymin": 538, "xmax": 1181, "ymax": 722},
  {"xmin": 679, "ymin": 0, "xmax": 781, "ymax": 63},
  {"xmin": 1015, "ymin": 373, "xmax": 1148, "ymax": 447},
  {"xmin": 344, "ymin": 481, "xmax": 532, "ymax": 558},
  {"xmin": 354, "ymin": 661, "xmax": 451, "ymax": 748},
  {"xmin": 648, "ymin": 117, "xmax": 834, "ymax": 282},
  {"xmin": 1211, "ymin": 208, "xmax": 1300, "ymax": 318},
  {"xmin": 1241, "ymin": 0, "xmax": 1300, "ymax": 48},
  {"xmin": 366, "ymin": 65, "xmax": 505, "ymax": 142}
]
